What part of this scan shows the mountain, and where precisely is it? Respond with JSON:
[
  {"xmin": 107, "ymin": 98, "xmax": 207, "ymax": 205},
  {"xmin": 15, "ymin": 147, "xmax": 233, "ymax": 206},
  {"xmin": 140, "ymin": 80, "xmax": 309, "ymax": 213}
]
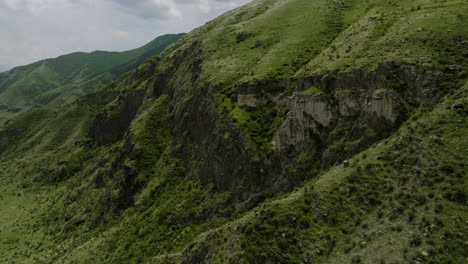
[
  {"xmin": 0, "ymin": 33, "xmax": 185, "ymax": 125},
  {"xmin": 0, "ymin": 0, "xmax": 466, "ymax": 263}
]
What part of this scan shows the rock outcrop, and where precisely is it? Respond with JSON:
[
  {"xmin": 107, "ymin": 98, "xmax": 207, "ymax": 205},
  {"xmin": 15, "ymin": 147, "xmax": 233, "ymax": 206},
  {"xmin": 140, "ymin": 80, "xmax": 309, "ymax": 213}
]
[
  {"xmin": 273, "ymin": 92, "xmax": 334, "ymax": 152},
  {"xmin": 368, "ymin": 90, "xmax": 400, "ymax": 124},
  {"xmin": 335, "ymin": 90, "xmax": 362, "ymax": 116},
  {"xmin": 88, "ymin": 90, "xmax": 146, "ymax": 145},
  {"xmin": 238, "ymin": 94, "xmax": 267, "ymax": 108},
  {"xmin": 234, "ymin": 63, "xmax": 435, "ymax": 168}
]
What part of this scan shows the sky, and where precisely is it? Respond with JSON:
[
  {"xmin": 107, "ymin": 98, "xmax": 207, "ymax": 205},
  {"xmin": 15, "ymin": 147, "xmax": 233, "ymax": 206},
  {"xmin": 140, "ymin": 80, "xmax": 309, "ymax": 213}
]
[{"xmin": 0, "ymin": 0, "xmax": 251, "ymax": 71}]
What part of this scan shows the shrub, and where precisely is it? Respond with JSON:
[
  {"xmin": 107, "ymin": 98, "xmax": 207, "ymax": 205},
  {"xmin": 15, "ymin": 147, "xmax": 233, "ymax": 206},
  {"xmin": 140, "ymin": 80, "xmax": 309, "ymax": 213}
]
[
  {"xmin": 410, "ymin": 236, "xmax": 422, "ymax": 247},
  {"xmin": 351, "ymin": 255, "xmax": 362, "ymax": 263}
]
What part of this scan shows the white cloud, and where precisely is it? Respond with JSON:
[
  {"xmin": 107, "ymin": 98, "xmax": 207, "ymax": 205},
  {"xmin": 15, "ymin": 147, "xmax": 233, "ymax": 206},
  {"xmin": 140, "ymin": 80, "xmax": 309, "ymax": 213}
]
[
  {"xmin": 106, "ymin": 0, "xmax": 249, "ymax": 20},
  {"xmin": 0, "ymin": 0, "xmax": 251, "ymax": 68},
  {"xmin": 1, "ymin": 0, "xmax": 70, "ymax": 13},
  {"xmin": 109, "ymin": 0, "xmax": 175, "ymax": 20}
]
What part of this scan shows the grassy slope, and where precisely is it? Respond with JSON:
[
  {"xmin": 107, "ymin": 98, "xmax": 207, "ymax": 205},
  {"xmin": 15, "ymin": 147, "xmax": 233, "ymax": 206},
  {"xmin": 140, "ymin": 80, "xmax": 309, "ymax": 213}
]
[
  {"xmin": 0, "ymin": 89, "xmax": 233, "ymax": 263},
  {"xmin": 0, "ymin": 33, "xmax": 184, "ymax": 125},
  {"xmin": 0, "ymin": 91, "xmax": 109, "ymax": 263},
  {"xmin": 154, "ymin": 0, "xmax": 466, "ymax": 86},
  {"xmin": 1, "ymin": 75, "xmax": 463, "ymax": 264},
  {"xmin": 0, "ymin": 0, "xmax": 466, "ymax": 263}
]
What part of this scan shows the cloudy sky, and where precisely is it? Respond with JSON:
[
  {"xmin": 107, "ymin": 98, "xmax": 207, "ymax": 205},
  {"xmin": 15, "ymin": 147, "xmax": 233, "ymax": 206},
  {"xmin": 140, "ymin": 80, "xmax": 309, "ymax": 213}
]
[{"xmin": 0, "ymin": 0, "xmax": 251, "ymax": 72}]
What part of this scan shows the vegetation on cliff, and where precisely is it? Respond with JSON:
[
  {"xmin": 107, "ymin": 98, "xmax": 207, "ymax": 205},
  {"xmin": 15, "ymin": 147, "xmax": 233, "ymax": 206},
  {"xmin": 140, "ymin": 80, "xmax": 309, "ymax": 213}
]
[{"xmin": 0, "ymin": 0, "xmax": 466, "ymax": 263}]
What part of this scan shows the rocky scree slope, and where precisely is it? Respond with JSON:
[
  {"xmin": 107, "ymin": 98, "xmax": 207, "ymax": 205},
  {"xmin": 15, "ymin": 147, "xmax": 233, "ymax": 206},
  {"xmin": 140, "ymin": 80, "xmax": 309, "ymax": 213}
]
[
  {"xmin": 0, "ymin": 0, "xmax": 466, "ymax": 263},
  {"xmin": 0, "ymin": 33, "xmax": 184, "ymax": 125}
]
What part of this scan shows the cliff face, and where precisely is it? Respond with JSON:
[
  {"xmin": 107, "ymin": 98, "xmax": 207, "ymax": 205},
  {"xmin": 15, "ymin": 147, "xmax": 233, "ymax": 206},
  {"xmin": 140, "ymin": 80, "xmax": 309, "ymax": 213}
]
[
  {"xmin": 232, "ymin": 62, "xmax": 438, "ymax": 172},
  {"xmin": 88, "ymin": 90, "xmax": 146, "ymax": 145},
  {"xmin": 85, "ymin": 54, "xmax": 421, "ymax": 203},
  {"xmin": 79, "ymin": 46, "xmax": 446, "ymax": 214}
]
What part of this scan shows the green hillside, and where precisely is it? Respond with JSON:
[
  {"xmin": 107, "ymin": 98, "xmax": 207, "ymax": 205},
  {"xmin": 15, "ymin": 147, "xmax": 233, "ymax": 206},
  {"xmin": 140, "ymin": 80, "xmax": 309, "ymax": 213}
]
[
  {"xmin": 0, "ymin": 33, "xmax": 184, "ymax": 125},
  {"xmin": 0, "ymin": 0, "xmax": 466, "ymax": 263}
]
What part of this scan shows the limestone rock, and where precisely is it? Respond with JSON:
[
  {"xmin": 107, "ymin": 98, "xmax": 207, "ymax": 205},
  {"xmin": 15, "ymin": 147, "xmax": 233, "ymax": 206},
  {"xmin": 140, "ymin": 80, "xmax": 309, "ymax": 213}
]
[
  {"xmin": 335, "ymin": 90, "xmax": 362, "ymax": 116},
  {"xmin": 290, "ymin": 93, "xmax": 334, "ymax": 127},
  {"xmin": 237, "ymin": 92, "xmax": 289, "ymax": 108},
  {"xmin": 273, "ymin": 92, "xmax": 333, "ymax": 151},
  {"xmin": 237, "ymin": 94, "xmax": 267, "ymax": 108},
  {"xmin": 368, "ymin": 90, "xmax": 400, "ymax": 123}
]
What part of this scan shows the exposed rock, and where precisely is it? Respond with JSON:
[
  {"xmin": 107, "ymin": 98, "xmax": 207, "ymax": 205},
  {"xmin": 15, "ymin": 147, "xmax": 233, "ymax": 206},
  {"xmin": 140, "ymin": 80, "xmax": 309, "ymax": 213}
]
[
  {"xmin": 162, "ymin": 43, "xmax": 278, "ymax": 200},
  {"xmin": 267, "ymin": 92, "xmax": 290, "ymax": 107},
  {"xmin": 297, "ymin": 62, "xmax": 439, "ymax": 103},
  {"xmin": 451, "ymin": 102, "xmax": 464, "ymax": 111},
  {"xmin": 83, "ymin": 55, "xmax": 443, "ymax": 207},
  {"xmin": 368, "ymin": 90, "xmax": 400, "ymax": 123},
  {"xmin": 297, "ymin": 68, "xmax": 386, "ymax": 93},
  {"xmin": 172, "ymin": 85, "xmax": 274, "ymax": 199},
  {"xmin": 238, "ymin": 94, "xmax": 267, "ymax": 108},
  {"xmin": 237, "ymin": 92, "xmax": 289, "ymax": 108},
  {"xmin": 273, "ymin": 93, "xmax": 332, "ymax": 152},
  {"xmin": 378, "ymin": 62, "xmax": 439, "ymax": 102},
  {"xmin": 269, "ymin": 63, "xmax": 436, "ymax": 167},
  {"xmin": 291, "ymin": 93, "xmax": 334, "ymax": 127},
  {"xmin": 88, "ymin": 90, "xmax": 146, "ymax": 145},
  {"xmin": 334, "ymin": 90, "xmax": 362, "ymax": 116}
]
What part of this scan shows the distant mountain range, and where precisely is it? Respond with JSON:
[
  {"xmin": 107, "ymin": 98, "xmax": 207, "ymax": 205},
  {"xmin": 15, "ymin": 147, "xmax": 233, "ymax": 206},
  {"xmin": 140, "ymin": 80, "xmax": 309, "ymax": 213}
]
[{"xmin": 0, "ymin": 33, "xmax": 184, "ymax": 125}]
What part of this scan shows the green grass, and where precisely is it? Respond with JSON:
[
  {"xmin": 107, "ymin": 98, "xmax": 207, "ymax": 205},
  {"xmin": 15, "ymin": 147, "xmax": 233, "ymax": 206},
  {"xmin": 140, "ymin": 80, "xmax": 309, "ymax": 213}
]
[
  {"xmin": 301, "ymin": 86, "xmax": 323, "ymax": 95},
  {"xmin": 215, "ymin": 91, "xmax": 286, "ymax": 153},
  {"xmin": 303, "ymin": 0, "xmax": 468, "ymax": 73},
  {"xmin": 0, "ymin": 90, "xmax": 234, "ymax": 263},
  {"xmin": 153, "ymin": 0, "xmax": 466, "ymax": 89},
  {"xmin": 230, "ymin": 105, "xmax": 251, "ymax": 125}
]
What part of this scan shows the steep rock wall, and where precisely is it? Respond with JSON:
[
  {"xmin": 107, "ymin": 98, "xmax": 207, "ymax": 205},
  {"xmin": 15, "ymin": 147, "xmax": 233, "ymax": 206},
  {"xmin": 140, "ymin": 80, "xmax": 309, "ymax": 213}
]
[
  {"xmin": 88, "ymin": 90, "xmax": 146, "ymax": 145},
  {"xmin": 84, "ymin": 55, "xmax": 441, "ymax": 206},
  {"xmin": 236, "ymin": 63, "xmax": 439, "ymax": 168}
]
